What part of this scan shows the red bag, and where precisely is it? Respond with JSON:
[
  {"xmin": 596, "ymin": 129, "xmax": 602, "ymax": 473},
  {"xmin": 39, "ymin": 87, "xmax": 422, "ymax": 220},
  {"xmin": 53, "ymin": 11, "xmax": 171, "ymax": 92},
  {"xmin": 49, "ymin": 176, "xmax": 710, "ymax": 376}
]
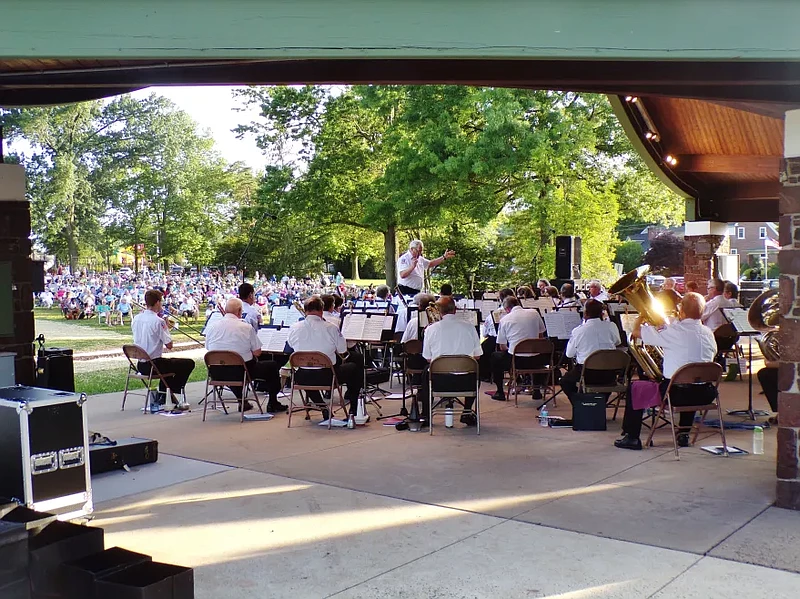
[{"xmin": 631, "ymin": 380, "xmax": 662, "ymax": 410}]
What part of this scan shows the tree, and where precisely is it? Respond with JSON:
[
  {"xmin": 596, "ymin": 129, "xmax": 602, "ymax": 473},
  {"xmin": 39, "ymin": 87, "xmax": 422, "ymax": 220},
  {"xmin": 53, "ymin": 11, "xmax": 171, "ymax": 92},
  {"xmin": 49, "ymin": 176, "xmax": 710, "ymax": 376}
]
[
  {"xmin": 615, "ymin": 240, "xmax": 645, "ymax": 273},
  {"xmin": 643, "ymin": 232, "xmax": 684, "ymax": 275}
]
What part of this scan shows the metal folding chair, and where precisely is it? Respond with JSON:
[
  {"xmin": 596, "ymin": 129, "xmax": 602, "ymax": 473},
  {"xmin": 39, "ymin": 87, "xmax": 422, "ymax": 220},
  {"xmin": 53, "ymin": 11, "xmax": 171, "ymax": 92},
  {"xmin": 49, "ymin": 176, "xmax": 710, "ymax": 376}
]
[
  {"xmin": 121, "ymin": 344, "xmax": 178, "ymax": 412},
  {"xmin": 429, "ymin": 355, "xmax": 480, "ymax": 435},
  {"xmin": 644, "ymin": 362, "xmax": 727, "ymax": 459},
  {"xmin": 287, "ymin": 351, "xmax": 348, "ymax": 429},
  {"xmin": 579, "ymin": 349, "xmax": 631, "ymax": 421},
  {"xmin": 202, "ymin": 350, "xmax": 264, "ymax": 423},
  {"xmin": 508, "ymin": 338, "xmax": 556, "ymax": 407}
]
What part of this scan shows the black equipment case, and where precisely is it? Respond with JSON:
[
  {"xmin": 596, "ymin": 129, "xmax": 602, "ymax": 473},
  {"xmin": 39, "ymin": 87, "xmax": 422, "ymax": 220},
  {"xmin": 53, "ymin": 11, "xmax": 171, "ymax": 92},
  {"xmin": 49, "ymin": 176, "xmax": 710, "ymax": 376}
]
[
  {"xmin": 572, "ymin": 393, "xmax": 608, "ymax": 431},
  {"xmin": 0, "ymin": 386, "xmax": 92, "ymax": 520},
  {"xmin": 90, "ymin": 438, "xmax": 158, "ymax": 475}
]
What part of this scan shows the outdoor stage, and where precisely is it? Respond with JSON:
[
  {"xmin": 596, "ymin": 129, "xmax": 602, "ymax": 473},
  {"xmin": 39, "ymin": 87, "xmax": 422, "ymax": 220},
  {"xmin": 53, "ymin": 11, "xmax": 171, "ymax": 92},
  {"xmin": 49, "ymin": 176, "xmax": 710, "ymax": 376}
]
[{"xmin": 86, "ymin": 375, "xmax": 800, "ymax": 598}]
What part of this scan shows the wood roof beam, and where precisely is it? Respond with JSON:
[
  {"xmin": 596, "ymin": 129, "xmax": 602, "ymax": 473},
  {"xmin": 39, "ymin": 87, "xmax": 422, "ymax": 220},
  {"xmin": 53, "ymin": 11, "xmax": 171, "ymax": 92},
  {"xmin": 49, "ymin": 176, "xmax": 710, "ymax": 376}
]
[
  {"xmin": 706, "ymin": 182, "xmax": 782, "ymax": 201},
  {"xmin": 676, "ymin": 155, "xmax": 781, "ymax": 176}
]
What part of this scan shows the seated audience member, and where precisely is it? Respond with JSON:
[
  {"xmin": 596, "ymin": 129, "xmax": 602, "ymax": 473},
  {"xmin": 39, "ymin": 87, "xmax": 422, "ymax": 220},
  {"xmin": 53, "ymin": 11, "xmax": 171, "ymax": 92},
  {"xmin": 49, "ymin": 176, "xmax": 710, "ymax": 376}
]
[
  {"xmin": 616, "ymin": 292, "xmax": 717, "ymax": 450},
  {"xmin": 285, "ymin": 296, "xmax": 363, "ymax": 424},
  {"xmin": 559, "ymin": 299, "xmax": 621, "ymax": 404},
  {"xmin": 204, "ymin": 297, "xmax": 285, "ymax": 413},
  {"xmin": 490, "ymin": 296, "xmax": 547, "ymax": 401}
]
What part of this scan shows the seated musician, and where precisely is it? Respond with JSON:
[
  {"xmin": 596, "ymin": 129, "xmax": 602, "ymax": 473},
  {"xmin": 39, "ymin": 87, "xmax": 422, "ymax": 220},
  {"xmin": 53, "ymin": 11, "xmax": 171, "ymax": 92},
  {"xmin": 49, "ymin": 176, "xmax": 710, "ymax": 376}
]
[
  {"xmin": 536, "ymin": 279, "xmax": 550, "ymax": 299},
  {"xmin": 375, "ymin": 284, "xmax": 394, "ymax": 312},
  {"xmin": 544, "ymin": 286, "xmax": 561, "ymax": 302},
  {"xmin": 204, "ymin": 298, "xmax": 285, "ymax": 413},
  {"xmin": 490, "ymin": 295, "xmax": 547, "ymax": 401},
  {"xmin": 414, "ymin": 296, "xmax": 482, "ymax": 427},
  {"xmin": 440, "ymin": 283, "xmax": 453, "ymax": 298},
  {"xmin": 587, "ymin": 280, "xmax": 610, "ymax": 302},
  {"xmin": 238, "ymin": 283, "xmax": 263, "ymax": 333},
  {"xmin": 285, "ymin": 296, "xmax": 364, "ymax": 424},
  {"xmin": 758, "ymin": 363, "xmax": 779, "ymax": 423},
  {"xmin": 656, "ymin": 277, "xmax": 682, "ymax": 313},
  {"xmin": 400, "ymin": 293, "xmax": 436, "ymax": 343},
  {"xmin": 321, "ymin": 294, "xmax": 338, "ymax": 320},
  {"xmin": 616, "ymin": 292, "xmax": 717, "ymax": 450},
  {"xmin": 479, "ymin": 288, "xmax": 514, "ymax": 381},
  {"xmin": 558, "ymin": 283, "xmax": 580, "ymax": 308},
  {"xmin": 559, "ymin": 299, "xmax": 622, "ymax": 404},
  {"xmin": 517, "ymin": 286, "xmax": 535, "ymax": 299}
]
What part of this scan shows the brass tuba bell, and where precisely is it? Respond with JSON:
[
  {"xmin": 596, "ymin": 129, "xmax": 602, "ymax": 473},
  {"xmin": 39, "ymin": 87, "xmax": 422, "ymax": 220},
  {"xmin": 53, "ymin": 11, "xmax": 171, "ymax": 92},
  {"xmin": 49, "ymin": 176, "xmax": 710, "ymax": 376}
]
[
  {"xmin": 608, "ymin": 265, "xmax": 665, "ymax": 380},
  {"xmin": 748, "ymin": 288, "xmax": 780, "ymax": 362}
]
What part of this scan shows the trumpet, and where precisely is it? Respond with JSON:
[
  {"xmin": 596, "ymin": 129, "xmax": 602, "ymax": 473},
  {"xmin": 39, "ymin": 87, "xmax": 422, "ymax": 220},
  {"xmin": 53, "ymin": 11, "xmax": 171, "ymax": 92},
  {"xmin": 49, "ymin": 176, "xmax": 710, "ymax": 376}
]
[{"xmin": 608, "ymin": 266, "xmax": 665, "ymax": 380}]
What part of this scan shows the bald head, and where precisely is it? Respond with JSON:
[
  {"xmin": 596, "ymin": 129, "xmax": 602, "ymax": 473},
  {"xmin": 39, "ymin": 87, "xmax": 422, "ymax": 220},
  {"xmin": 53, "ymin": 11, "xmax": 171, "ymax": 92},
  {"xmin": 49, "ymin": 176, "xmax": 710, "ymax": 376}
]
[
  {"xmin": 225, "ymin": 297, "xmax": 243, "ymax": 316},
  {"xmin": 438, "ymin": 296, "xmax": 456, "ymax": 315},
  {"xmin": 680, "ymin": 292, "xmax": 705, "ymax": 320}
]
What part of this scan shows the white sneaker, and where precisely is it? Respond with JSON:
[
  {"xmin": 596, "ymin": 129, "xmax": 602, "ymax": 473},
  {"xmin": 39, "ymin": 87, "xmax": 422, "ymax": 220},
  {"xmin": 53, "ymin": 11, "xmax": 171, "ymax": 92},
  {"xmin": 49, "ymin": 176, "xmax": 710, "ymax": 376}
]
[{"xmin": 318, "ymin": 418, "xmax": 348, "ymax": 427}]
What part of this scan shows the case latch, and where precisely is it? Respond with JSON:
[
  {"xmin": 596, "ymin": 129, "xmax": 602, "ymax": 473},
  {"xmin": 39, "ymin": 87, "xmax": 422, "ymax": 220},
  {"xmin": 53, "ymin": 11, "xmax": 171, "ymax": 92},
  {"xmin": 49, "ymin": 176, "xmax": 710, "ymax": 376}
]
[
  {"xmin": 58, "ymin": 447, "xmax": 85, "ymax": 470},
  {"xmin": 30, "ymin": 452, "xmax": 58, "ymax": 475}
]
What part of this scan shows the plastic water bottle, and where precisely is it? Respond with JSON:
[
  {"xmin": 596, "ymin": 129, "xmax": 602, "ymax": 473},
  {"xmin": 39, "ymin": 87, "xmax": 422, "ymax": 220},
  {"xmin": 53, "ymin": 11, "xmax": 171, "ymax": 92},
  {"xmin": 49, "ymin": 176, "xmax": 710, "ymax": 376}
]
[
  {"xmin": 753, "ymin": 426, "xmax": 764, "ymax": 455},
  {"xmin": 539, "ymin": 405, "xmax": 549, "ymax": 427},
  {"xmin": 445, "ymin": 405, "xmax": 454, "ymax": 428}
]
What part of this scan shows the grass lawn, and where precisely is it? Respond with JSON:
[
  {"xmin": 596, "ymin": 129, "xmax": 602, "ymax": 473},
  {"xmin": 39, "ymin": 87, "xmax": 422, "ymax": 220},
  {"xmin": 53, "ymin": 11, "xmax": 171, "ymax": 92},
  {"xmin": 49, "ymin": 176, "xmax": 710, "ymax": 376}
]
[{"xmin": 77, "ymin": 359, "xmax": 208, "ymax": 397}]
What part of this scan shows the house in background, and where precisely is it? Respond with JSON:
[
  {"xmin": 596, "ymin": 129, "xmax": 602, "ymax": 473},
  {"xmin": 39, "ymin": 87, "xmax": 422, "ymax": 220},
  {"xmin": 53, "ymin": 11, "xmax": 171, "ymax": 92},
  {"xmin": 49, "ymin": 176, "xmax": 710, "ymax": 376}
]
[{"xmin": 727, "ymin": 222, "xmax": 779, "ymax": 267}]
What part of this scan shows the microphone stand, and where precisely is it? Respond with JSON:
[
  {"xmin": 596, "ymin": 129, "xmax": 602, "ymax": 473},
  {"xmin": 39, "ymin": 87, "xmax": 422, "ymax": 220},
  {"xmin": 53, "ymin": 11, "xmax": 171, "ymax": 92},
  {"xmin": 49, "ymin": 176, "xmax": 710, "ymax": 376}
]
[{"xmin": 236, "ymin": 211, "xmax": 276, "ymax": 283}]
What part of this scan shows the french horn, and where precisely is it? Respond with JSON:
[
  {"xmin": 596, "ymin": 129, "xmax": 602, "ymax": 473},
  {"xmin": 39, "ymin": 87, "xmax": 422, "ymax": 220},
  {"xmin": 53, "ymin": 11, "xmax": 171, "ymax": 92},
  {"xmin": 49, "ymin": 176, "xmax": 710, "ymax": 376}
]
[
  {"xmin": 608, "ymin": 265, "xmax": 665, "ymax": 380},
  {"xmin": 748, "ymin": 288, "xmax": 780, "ymax": 362}
]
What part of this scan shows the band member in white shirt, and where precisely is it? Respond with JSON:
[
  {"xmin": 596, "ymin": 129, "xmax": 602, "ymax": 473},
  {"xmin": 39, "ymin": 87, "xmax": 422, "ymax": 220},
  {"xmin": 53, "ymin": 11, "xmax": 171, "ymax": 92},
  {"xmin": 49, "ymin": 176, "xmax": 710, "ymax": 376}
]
[
  {"xmin": 479, "ymin": 288, "xmax": 514, "ymax": 381},
  {"xmin": 558, "ymin": 283, "xmax": 580, "ymax": 309},
  {"xmin": 131, "ymin": 289, "xmax": 195, "ymax": 405},
  {"xmin": 490, "ymin": 296, "xmax": 547, "ymax": 401},
  {"xmin": 415, "ymin": 297, "xmax": 482, "ymax": 427},
  {"xmin": 616, "ymin": 292, "xmax": 717, "ymax": 450},
  {"xmin": 238, "ymin": 283, "xmax": 263, "ymax": 333},
  {"xmin": 204, "ymin": 298, "xmax": 284, "ymax": 412},
  {"xmin": 559, "ymin": 300, "xmax": 621, "ymax": 403},
  {"xmin": 396, "ymin": 239, "xmax": 455, "ymax": 296},
  {"xmin": 587, "ymin": 280, "xmax": 610, "ymax": 302},
  {"xmin": 400, "ymin": 293, "xmax": 436, "ymax": 343},
  {"xmin": 701, "ymin": 278, "xmax": 734, "ymax": 331},
  {"xmin": 286, "ymin": 296, "xmax": 364, "ymax": 423}
]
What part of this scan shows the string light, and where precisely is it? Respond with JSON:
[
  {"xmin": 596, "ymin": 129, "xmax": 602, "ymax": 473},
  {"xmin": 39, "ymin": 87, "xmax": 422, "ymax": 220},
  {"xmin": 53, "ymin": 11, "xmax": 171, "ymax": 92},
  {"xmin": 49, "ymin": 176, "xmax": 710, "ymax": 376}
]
[
  {"xmin": 625, "ymin": 96, "xmax": 639, "ymax": 103},
  {"xmin": 664, "ymin": 155, "xmax": 678, "ymax": 166}
]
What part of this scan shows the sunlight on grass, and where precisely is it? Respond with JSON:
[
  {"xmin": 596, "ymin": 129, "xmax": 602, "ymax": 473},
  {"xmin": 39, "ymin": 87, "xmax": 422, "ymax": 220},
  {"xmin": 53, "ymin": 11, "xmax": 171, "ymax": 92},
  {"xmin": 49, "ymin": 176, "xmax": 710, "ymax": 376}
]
[{"xmin": 77, "ymin": 360, "xmax": 207, "ymax": 396}]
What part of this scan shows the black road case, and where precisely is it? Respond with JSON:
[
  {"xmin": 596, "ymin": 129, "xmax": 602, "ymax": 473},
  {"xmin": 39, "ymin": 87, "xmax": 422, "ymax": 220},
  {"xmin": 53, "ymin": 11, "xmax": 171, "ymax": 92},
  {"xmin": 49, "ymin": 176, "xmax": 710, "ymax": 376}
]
[{"xmin": 0, "ymin": 386, "xmax": 92, "ymax": 520}]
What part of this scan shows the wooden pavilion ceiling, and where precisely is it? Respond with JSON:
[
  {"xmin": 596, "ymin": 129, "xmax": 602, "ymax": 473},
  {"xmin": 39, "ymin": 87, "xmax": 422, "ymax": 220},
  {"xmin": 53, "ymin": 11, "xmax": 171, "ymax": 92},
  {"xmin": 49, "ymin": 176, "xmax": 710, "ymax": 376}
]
[{"xmin": 0, "ymin": 57, "xmax": 794, "ymax": 222}]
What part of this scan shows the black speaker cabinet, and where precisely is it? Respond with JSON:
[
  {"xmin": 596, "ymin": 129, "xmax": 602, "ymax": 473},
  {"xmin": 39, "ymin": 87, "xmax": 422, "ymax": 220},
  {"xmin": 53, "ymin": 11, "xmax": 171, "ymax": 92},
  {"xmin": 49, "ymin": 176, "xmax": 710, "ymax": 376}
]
[
  {"xmin": 572, "ymin": 393, "xmax": 607, "ymax": 431},
  {"xmin": 31, "ymin": 261, "xmax": 45, "ymax": 294},
  {"xmin": 555, "ymin": 236, "xmax": 582, "ymax": 280},
  {"xmin": 36, "ymin": 348, "xmax": 75, "ymax": 393}
]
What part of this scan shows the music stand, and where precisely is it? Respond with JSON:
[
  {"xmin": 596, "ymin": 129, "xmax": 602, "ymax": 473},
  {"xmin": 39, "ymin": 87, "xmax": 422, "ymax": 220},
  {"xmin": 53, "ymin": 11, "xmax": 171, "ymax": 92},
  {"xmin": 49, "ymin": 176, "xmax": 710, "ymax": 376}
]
[{"xmin": 723, "ymin": 307, "xmax": 769, "ymax": 420}]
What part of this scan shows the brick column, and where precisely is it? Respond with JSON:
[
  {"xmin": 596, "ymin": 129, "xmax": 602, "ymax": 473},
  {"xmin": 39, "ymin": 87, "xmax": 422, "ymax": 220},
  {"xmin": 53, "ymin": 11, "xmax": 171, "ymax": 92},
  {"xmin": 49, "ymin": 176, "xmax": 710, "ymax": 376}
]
[
  {"xmin": 683, "ymin": 221, "xmax": 727, "ymax": 290},
  {"xmin": 777, "ymin": 109, "xmax": 800, "ymax": 510},
  {"xmin": 0, "ymin": 164, "xmax": 35, "ymax": 385}
]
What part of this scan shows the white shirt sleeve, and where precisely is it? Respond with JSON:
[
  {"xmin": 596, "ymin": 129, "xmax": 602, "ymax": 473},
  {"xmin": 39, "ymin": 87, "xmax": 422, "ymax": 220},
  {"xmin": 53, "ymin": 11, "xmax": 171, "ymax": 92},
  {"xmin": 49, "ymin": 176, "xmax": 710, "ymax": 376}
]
[
  {"xmin": 639, "ymin": 324, "xmax": 663, "ymax": 348},
  {"xmin": 159, "ymin": 319, "xmax": 172, "ymax": 345},
  {"xmin": 397, "ymin": 254, "xmax": 410, "ymax": 273},
  {"xmin": 419, "ymin": 256, "xmax": 431, "ymax": 269},
  {"xmin": 565, "ymin": 329, "xmax": 578, "ymax": 359},
  {"xmin": 248, "ymin": 327, "xmax": 261, "ymax": 354},
  {"xmin": 497, "ymin": 319, "xmax": 508, "ymax": 347},
  {"xmin": 335, "ymin": 329, "xmax": 347, "ymax": 355},
  {"xmin": 401, "ymin": 318, "xmax": 417, "ymax": 343}
]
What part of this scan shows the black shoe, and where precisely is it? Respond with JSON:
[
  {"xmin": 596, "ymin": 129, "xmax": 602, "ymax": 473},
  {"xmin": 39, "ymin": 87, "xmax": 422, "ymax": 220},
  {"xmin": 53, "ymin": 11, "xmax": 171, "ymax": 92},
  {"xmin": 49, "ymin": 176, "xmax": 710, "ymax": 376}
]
[
  {"xmin": 490, "ymin": 393, "xmax": 506, "ymax": 402},
  {"xmin": 614, "ymin": 435, "xmax": 642, "ymax": 450},
  {"xmin": 395, "ymin": 421, "xmax": 409, "ymax": 431},
  {"xmin": 238, "ymin": 401, "xmax": 254, "ymax": 413},
  {"xmin": 267, "ymin": 402, "xmax": 288, "ymax": 413},
  {"xmin": 460, "ymin": 413, "xmax": 478, "ymax": 427},
  {"xmin": 677, "ymin": 433, "xmax": 690, "ymax": 448},
  {"xmin": 532, "ymin": 389, "xmax": 543, "ymax": 400},
  {"xmin": 321, "ymin": 410, "xmax": 330, "ymax": 421}
]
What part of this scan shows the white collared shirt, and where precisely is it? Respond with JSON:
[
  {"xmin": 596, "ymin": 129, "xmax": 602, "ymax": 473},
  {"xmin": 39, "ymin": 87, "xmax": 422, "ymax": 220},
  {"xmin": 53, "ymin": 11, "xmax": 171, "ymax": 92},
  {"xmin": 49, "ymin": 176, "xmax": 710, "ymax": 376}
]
[
  {"xmin": 589, "ymin": 291, "xmax": 609, "ymax": 302},
  {"xmin": 565, "ymin": 317, "xmax": 621, "ymax": 365},
  {"xmin": 640, "ymin": 318, "xmax": 717, "ymax": 379},
  {"xmin": 701, "ymin": 295, "xmax": 737, "ymax": 331},
  {"xmin": 287, "ymin": 315, "xmax": 347, "ymax": 363},
  {"xmin": 131, "ymin": 309, "xmax": 172, "ymax": 359},
  {"xmin": 422, "ymin": 314, "xmax": 482, "ymax": 362},
  {"xmin": 401, "ymin": 315, "xmax": 420, "ymax": 343},
  {"xmin": 204, "ymin": 313, "xmax": 261, "ymax": 362},
  {"xmin": 397, "ymin": 251, "xmax": 430, "ymax": 291},
  {"xmin": 496, "ymin": 306, "xmax": 546, "ymax": 353},
  {"xmin": 241, "ymin": 300, "xmax": 262, "ymax": 333}
]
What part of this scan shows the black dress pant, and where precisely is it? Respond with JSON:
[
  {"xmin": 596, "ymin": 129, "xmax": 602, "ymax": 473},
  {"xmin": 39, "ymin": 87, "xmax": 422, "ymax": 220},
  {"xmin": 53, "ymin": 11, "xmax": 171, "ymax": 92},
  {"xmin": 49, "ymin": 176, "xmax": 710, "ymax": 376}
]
[
  {"xmin": 294, "ymin": 360, "xmax": 364, "ymax": 417},
  {"xmin": 138, "ymin": 357, "xmax": 195, "ymax": 398},
  {"xmin": 491, "ymin": 351, "xmax": 549, "ymax": 395},
  {"xmin": 415, "ymin": 370, "xmax": 477, "ymax": 420},
  {"xmin": 209, "ymin": 359, "xmax": 281, "ymax": 401},
  {"xmin": 560, "ymin": 364, "xmax": 619, "ymax": 404},
  {"xmin": 758, "ymin": 367, "xmax": 779, "ymax": 412},
  {"xmin": 622, "ymin": 379, "xmax": 716, "ymax": 439},
  {"xmin": 479, "ymin": 336, "xmax": 496, "ymax": 381}
]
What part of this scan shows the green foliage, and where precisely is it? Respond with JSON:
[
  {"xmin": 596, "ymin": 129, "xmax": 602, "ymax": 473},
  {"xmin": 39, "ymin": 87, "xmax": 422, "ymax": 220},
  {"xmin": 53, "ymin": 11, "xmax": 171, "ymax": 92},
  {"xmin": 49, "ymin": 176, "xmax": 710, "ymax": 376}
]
[{"xmin": 615, "ymin": 240, "xmax": 645, "ymax": 273}]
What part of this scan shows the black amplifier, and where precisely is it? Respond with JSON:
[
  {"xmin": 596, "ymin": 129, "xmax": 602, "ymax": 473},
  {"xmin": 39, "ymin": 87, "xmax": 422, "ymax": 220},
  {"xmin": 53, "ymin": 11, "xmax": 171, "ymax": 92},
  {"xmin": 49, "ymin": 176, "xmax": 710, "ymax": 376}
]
[{"xmin": 0, "ymin": 386, "xmax": 92, "ymax": 520}]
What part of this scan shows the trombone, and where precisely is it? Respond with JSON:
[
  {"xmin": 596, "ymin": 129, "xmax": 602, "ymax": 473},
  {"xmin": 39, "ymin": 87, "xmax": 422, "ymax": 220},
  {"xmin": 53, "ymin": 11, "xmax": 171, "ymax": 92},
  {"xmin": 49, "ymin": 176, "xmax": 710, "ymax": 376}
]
[{"xmin": 129, "ymin": 298, "xmax": 207, "ymax": 346}]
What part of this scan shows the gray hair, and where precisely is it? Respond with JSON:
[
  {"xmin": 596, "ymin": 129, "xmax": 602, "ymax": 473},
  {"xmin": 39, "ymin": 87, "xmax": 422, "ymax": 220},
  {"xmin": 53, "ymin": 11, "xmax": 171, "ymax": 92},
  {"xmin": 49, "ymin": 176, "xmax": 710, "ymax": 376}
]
[{"xmin": 408, "ymin": 239, "xmax": 423, "ymax": 251}]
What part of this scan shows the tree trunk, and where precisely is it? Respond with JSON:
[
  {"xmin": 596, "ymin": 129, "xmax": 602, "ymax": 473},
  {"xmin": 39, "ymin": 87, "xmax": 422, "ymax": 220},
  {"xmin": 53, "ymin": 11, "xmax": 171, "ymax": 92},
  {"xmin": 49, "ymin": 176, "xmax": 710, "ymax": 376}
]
[
  {"xmin": 384, "ymin": 224, "xmax": 397, "ymax": 288},
  {"xmin": 66, "ymin": 227, "xmax": 78, "ymax": 275},
  {"xmin": 351, "ymin": 250, "xmax": 360, "ymax": 280}
]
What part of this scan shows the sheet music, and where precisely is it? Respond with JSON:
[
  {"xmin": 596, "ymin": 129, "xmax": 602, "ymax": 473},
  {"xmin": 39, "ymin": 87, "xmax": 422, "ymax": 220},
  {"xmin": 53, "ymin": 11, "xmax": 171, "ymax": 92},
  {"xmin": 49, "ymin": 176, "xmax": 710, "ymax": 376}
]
[
  {"xmin": 483, "ymin": 292, "xmax": 499, "ymax": 300},
  {"xmin": 383, "ymin": 315, "xmax": 396, "ymax": 330},
  {"xmin": 362, "ymin": 315, "xmax": 385, "ymax": 341},
  {"xmin": 341, "ymin": 313, "xmax": 367, "ymax": 340},
  {"xmin": 532, "ymin": 298, "xmax": 555, "ymax": 314},
  {"xmin": 270, "ymin": 305, "xmax": 302, "ymax": 326},
  {"xmin": 723, "ymin": 307, "xmax": 758, "ymax": 334},
  {"xmin": 257, "ymin": 327, "xmax": 290, "ymax": 352},
  {"xmin": 606, "ymin": 302, "xmax": 635, "ymax": 316},
  {"xmin": 455, "ymin": 310, "xmax": 480, "ymax": 327},
  {"xmin": 520, "ymin": 298, "xmax": 537, "ymax": 309},
  {"xmin": 480, "ymin": 300, "xmax": 499, "ymax": 320},
  {"xmin": 543, "ymin": 311, "xmax": 583, "ymax": 339},
  {"xmin": 619, "ymin": 314, "xmax": 639, "ymax": 336}
]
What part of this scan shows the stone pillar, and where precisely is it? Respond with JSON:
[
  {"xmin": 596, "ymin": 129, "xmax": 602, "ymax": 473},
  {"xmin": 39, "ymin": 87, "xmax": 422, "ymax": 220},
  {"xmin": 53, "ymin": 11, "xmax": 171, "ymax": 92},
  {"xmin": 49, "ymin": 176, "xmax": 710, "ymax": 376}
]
[
  {"xmin": 683, "ymin": 221, "xmax": 727, "ymax": 290},
  {"xmin": 777, "ymin": 108, "xmax": 800, "ymax": 510},
  {"xmin": 0, "ymin": 164, "xmax": 35, "ymax": 385}
]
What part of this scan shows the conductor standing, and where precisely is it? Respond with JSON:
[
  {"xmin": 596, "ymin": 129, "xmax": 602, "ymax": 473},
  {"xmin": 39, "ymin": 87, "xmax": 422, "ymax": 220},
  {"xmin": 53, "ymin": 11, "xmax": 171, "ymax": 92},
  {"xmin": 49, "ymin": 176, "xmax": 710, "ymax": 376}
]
[{"xmin": 396, "ymin": 240, "xmax": 455, "ymax": 296}]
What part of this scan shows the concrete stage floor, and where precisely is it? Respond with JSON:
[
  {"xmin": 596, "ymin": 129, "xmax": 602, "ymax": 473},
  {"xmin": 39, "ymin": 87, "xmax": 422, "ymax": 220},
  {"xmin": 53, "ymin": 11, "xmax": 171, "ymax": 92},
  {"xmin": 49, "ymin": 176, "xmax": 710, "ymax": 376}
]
[{"xmin": 84, "ymin": 374, "xmax": 800, "ymax": 598}]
